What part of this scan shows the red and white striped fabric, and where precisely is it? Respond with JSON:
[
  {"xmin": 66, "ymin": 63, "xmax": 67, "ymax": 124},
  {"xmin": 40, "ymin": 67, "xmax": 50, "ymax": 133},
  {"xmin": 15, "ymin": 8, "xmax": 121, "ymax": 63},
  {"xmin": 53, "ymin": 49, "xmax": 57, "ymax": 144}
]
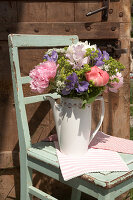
[
  {"xmin": 89, "ymin": 131, "xmax": 133, "ymax": 154},
  {"xmin": 46, "ymin": 131, "xmax": 133, "ymax": 154},
  {"xmin": 45, "ymin": 131, "xmax": 133, "ymax": 181},
  {"xmin": 54, "ymin": 142, "xmax": 129, "ymax": 181}
]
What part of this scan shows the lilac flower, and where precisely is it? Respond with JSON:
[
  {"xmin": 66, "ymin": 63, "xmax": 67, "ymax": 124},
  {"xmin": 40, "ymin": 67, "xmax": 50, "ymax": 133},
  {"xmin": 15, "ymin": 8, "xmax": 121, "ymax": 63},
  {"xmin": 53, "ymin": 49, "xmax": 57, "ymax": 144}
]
[
  {"xmin": 95, "ymin": 49, "xmax": 109, "ymax": 66},
  {"xmin": 43, "ymin": 50, "xmax": 58, "ymax": 62},
  {"xmin": 62, "ymin": 73, "xmax": 89, "ymax": 95}
]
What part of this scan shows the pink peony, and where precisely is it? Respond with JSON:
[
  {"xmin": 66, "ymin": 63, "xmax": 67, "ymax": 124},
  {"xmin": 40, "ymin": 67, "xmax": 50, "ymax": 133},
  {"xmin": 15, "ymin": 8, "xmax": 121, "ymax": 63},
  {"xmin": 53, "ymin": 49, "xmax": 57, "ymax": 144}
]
[
  {"xmin": 29, "ymin": 61, "xmax": 58, "ymax": 93},
  {"xmin": 85, "ymin": 66, "xmax": 109, "ymax": 86},
  {"xmin": 108, "ymin": 72, "xmax": 123, "ymax": 93}
]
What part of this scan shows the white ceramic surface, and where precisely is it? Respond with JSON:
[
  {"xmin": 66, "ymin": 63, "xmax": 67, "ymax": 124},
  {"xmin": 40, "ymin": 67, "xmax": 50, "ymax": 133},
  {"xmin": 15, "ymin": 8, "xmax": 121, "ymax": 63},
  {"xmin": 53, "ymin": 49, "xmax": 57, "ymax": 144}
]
[{"xmin": 46, "ymin": 96, "xmax": 104, "ymax": 157}]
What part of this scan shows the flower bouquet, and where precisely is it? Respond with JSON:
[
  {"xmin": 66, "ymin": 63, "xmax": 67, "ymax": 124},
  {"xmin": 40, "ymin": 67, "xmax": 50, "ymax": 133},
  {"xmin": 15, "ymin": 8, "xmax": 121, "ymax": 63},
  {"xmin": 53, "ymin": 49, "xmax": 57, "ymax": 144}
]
[
  {"xmin": 29, "ymin": 41, "xmax": 125, "ymax": 156},
  {"xmin": 29, "ymin": 41, "xmax": 125, "ymax": 107}
]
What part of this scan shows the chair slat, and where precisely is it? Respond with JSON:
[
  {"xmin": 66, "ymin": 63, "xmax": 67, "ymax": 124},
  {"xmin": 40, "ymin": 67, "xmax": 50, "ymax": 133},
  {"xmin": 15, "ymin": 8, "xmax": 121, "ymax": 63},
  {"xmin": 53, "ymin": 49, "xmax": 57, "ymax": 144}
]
[
  {"xmin": 32, "ymin": 142, "xmax": 57, "ymax": 155},
  {"xmin": 8, "ymin": 34, "xmax": 78, "ymax": 47},
  {"xmin": 28, "ymin": 186, "xmax": 58, "ymax": 200},
  {"xmin": 27, "ymin": 147, "xmax": 59, "ymax": 168},
  {"xmin": 21, "ymin": 76, "xmax": 31, "ymax": 84},
  {"xmin": 24, "ymin": 93, "xmax": 60, "ymax": 104}
]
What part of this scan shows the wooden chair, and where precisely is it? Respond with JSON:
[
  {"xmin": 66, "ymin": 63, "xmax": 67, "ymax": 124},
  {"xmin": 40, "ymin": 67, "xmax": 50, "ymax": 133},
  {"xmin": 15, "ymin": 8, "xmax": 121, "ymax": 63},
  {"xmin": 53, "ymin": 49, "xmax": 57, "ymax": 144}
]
[{"xmin": 8, "ymin": 34, "xmax": 133, "ymax": 200}]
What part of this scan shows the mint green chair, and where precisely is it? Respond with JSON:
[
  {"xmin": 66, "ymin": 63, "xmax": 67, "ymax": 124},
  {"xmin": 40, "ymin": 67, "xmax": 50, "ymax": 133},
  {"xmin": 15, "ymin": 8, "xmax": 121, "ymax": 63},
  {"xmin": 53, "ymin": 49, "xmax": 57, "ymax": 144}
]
[{"xmin": 8, "ymin": 34, "xmax": 133, "ymax": 200}]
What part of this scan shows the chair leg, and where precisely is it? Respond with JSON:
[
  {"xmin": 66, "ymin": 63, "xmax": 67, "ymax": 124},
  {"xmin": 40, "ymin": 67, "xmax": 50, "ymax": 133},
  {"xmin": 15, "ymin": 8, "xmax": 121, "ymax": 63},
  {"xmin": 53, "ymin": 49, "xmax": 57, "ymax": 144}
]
[
  {"xmin": 20, "ymin": 159, "xmax": 33, "ymax": 200},
  {"xmin": 71, "ymin": 188, "xmax": 81, "ymax": 200}
]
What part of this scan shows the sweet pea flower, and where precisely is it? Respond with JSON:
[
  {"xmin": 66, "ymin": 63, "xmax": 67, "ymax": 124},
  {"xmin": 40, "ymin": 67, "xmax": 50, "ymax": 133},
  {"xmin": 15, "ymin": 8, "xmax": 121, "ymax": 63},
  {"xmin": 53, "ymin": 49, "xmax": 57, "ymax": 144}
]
[
  {"xmin": 76, "ymin": 81, "xmax": 89, "ymax": 93},
  {"xmin": 43, "ymin": 50, "xmax": 58, "ymax": 62},
  {"xmin": 107, "ymin": 72, "xmax": 123, "ymax": 93},
  {"xmin": 62, "ymin": 73, "xmax": 89, "ymax": 95},
  {"xmin": 95, "ymin": 49, "xmax": 109, "ymax": 66},
  {"xmin": 29, "ymin": 61, "xmax": 58, "ymax": 93},
  {"xmin": 66, "ymin": 41, "xmax": 96, "ymax": 69},
  {"xmin": 85, "ymin": 66, "xmax": 109, "ymax": 86}
]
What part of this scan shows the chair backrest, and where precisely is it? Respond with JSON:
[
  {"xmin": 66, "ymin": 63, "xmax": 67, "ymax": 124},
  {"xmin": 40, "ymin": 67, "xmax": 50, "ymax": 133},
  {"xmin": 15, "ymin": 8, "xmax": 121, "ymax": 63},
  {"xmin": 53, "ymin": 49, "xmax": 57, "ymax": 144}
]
[{"xmin": 8, "ymin": 34, "xmax": 79, "ymax": 151}]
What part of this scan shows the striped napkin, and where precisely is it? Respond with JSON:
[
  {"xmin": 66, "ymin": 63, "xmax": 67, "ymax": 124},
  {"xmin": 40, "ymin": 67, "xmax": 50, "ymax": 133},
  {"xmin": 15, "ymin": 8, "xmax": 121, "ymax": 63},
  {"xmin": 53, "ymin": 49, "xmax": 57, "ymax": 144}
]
[
  {"xmin": 46, "ymin": 131, "xmax": 133, "ymax": 154},
  {"xmin": 54, "ymin": 142, "xmax": 129, "ymax": 181},
  {"xmin": 45, "ymin": 131, "xmax": 132, "ymax": 181}
]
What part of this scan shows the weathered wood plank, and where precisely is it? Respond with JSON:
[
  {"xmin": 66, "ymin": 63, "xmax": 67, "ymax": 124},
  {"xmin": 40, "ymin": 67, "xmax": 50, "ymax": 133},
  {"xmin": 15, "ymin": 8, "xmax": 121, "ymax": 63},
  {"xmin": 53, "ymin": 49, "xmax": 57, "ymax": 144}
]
[
  {"xmin": 75, "ymin": 1, "xmax": 102, "ymax": 22},
  {"xmin": 0, "ymin": 41, "xmax": 11, "ymax": 79},
  {"xmin": 0, "ymin": 95, "xmax": 18, "ymax": 152},
  {"xmin": 108, "ymin": 0, "xmax": 131, "ymax": 23},
  {"xmin": 0, "ymin": 2, "xmax": 17, "ymax": 23},
  {"xmin": 9, "ymin": 34, "xmax": 78, "ymax": 47},
  {"xmin": 0, "ymin": 168, "xmax": 20, "ymax": 199},
  {"xmin": 24, "ymin": 93, "xmax": 60, "ymax": 104},
  {"xmin": 119, "ymin": 23, "xmax": 131, "ymax": 38},
  {"xmin": 17, "ymin": 1, "xmax": 47, "ymax": 22},
  {"xmin": 19, "ymin": 48, "xmax": 46, "ymax": 76},
  {"xmin": 1, "ymin": 22, "xmax": 120, "ymax": 40},
  {"xmin": 0, "ymin": 151, "xmax": 19, "ymax": 168},
  {"xmin": 102, "ymin": 38, "xmax": 130, "ymax": 138},
  {"xmin": 28, "ymin": 186, "xmax": 58, "ymax": 200},
  {"xmin": 46, "ymin": 2, "xmax": 74, "ymax": 22}
]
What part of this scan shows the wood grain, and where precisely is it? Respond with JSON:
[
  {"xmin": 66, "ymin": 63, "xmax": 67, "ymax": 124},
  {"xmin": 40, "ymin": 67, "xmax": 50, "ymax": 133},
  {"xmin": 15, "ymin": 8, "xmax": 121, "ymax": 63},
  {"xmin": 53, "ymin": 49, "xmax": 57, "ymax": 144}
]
[
  {"xmin": 17, "ymin": 1, "xmax": 47, "ymax": 22},
  {"xmin": 46, "ymin": 2, "xmax": 75, "ymax": 22},
  {"xmin": 0, "ymin": 22, "xmax": 120, "ymax": 40},
  {"xmin": 102, "ymin": 38, "xmax": 130, "ymax": 138},
  {"xmin": 75, "ymin": 1, "xmax": 102, "ymax": 22},
  {"xmin": 0, "ymin": 1, "xmax": 17, "ymax": 23}
]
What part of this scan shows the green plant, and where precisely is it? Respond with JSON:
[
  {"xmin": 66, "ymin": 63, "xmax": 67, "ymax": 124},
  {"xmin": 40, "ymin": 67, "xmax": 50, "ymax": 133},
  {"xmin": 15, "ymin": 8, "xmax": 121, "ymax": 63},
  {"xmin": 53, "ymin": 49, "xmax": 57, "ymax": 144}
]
[
  {"xmin": 130, "ymin": 127, "xmax": 133, "ymax": 140},
  {"xmin": 130, "ymin": 80, "xmax": 133, "ymax": 104},
  {"xmin": 131, "ymin": 106, "xmax": 133, "ymax": 116}
]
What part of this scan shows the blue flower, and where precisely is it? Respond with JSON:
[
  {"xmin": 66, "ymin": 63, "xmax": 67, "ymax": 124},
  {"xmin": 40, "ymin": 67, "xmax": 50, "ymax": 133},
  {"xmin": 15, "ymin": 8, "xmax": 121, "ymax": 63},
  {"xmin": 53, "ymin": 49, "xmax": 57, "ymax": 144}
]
[
  {"xmin": 95, "ymin": 49, "xmax": 109, "ymax": 66},
  {"xmin": 62, "ymin": 73, "xmax": 89, "ymax": 95},
  {"xmin": 62, "ymin": 73, "xmax": 78, "ymax": 95},
  {"xmin": 43, "ymin": 50, "xmax": 58, "ymax": 62},
  {"xmin": 76, "ymin": 81, "xmax": 89, "ymax": 93}
]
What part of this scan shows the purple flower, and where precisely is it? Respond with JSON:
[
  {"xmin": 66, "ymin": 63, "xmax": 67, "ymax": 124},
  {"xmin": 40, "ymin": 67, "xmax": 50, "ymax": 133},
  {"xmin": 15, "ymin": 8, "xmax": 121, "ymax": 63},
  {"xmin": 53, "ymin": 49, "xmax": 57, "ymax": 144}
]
[
  {"xmin": 76, "ymin": 81, "xmax": 89, "ymax": 93},
  {"xmin": 67, "ymin": 72, "xmax": 78, "ymax": 87},
  {"xmin": 51, "ymin": 50, "xmax": 58, "ymax": 62},
  {"xmin": 62, "ymin": 73, "xmax": 89, "ymax": 95},
  {"xmin": 43, "ymin": 50, "xmax": 58, "ymax": 62},
  {"xmin": 103, "ymin": 51, "xmax": 109, "ymax": 60},
  {"xmin": 95, "ymin": 49, "xmax": 109, "ymax": 66},
  {"xmin": 62, "ymin": 73, "xmax": 78, "ymax": 95}
]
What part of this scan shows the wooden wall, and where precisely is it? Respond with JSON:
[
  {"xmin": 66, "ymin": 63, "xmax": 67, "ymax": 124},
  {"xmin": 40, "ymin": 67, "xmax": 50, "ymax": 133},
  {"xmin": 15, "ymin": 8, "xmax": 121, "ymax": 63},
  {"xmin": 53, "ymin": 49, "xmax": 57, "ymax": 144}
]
[{"xmin": 0, "ymin": 1, "xmax": 131, "ymax": 199}]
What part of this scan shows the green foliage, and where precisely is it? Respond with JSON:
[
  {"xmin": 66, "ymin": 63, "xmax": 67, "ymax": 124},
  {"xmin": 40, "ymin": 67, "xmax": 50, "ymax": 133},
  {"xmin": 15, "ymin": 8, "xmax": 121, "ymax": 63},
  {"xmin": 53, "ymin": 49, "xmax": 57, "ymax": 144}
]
[
  {"xmin": 130, "ymin": 127, "xmax": 133, "ymax": 140},
  {"xmin": 85, "ymin": 48, "xmax": 99, "ymax": 66},
  {"xmin": 131, "ymin": 106, "xmax": 133, "ymax": 116},
  {"xmin": 43, "ymin": 43, "xmax": 125, "ymax": 107},
  {"xmin": 57, "ymin": 56, "xmax": 73, "ymax": 80},
  {"xmin": 130, "ymin": 80, "xmax": 133, "ymax": 104},
  {"xmin": 104, "ymin": 57, "xmax": 125, "ymax": 76}
]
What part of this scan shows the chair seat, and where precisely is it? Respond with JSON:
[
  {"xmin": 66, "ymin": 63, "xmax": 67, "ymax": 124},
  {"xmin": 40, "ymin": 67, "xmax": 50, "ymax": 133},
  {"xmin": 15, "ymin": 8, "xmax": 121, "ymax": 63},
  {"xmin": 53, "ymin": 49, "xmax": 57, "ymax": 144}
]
[
  {"xmin": 28, "ymin": 141, "xmax": 59, "ymax": 168},
  {"xmin": 27, "ymin": 141, "xmax": 133, "ymax": 189}
]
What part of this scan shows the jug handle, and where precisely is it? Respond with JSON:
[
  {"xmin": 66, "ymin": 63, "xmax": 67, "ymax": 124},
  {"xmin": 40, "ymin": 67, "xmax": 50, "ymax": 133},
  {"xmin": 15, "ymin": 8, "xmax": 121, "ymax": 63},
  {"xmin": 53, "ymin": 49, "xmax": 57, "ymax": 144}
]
[{"xmin": 89, "ymin": 96, "xmax": 105, "ymax": 143}]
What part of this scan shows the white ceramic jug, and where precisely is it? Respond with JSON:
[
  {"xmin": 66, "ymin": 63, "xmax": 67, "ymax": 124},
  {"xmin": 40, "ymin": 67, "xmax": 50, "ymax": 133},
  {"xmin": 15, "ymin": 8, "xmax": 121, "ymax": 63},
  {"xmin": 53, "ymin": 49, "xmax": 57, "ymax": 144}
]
[{"xmin": 46, "ymin": 96, "xmax": 104, "ymax": 157}]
